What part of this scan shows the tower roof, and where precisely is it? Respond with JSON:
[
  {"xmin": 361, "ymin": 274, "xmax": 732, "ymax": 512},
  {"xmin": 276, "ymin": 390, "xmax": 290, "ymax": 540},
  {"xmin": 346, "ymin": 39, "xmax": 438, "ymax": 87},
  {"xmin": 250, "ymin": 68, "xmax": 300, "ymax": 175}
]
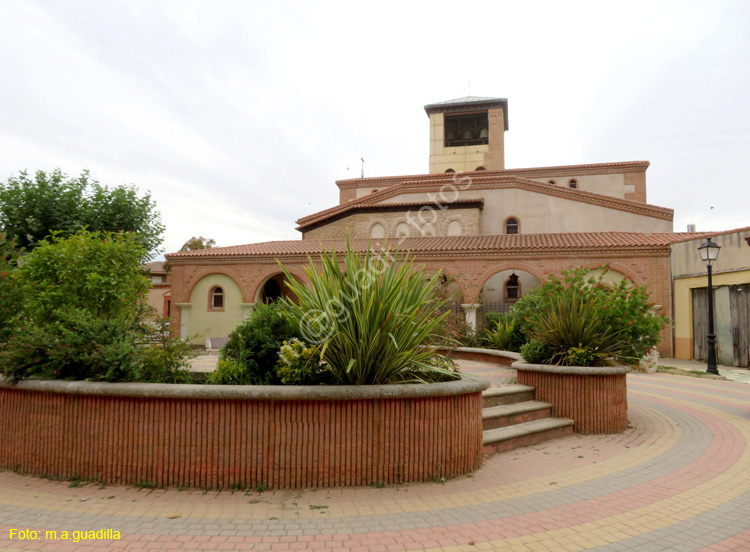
[{"xmin": 424, "ymin": 96, "xmax": 508, "ymax": 129}]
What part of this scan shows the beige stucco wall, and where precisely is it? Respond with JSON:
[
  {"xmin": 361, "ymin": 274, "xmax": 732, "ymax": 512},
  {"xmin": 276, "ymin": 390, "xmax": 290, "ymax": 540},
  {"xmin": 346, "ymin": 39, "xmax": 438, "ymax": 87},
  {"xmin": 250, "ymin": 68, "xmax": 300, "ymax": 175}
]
[
  {"xmin": 187, "ymin": 274, "xmax": 246, "ymax": 345},
  {"xmin": 672, "ymin": 231, "xmax": 750, "ymax": 278},
  {"xmin": 302, "ymin": 207, "xmax": 481, "ymax": 240},
  {"xmin": 375, "ymin": 188, "xmax": 671, "ymax": 234},
  {"xmin": 481, "ymin": 270, "xmax": 541, "ymax": 303},
  {"xmin": 671, "ymin": 229, "xmax": 750, "ymax": 360},
  {"xmin": 672, "ymin": 270, "xmax": 750, "ymax": 360},
  {"xmin": 145, "ymin": 285, "xmax": 170, "ymax": 319},
  {"xmin": 526, "ymin": 174, "xmax": 627, "ymax": 198},
  {"xmin": 428, "ymin": 108, "xmax": 505, "ymax": 173}
]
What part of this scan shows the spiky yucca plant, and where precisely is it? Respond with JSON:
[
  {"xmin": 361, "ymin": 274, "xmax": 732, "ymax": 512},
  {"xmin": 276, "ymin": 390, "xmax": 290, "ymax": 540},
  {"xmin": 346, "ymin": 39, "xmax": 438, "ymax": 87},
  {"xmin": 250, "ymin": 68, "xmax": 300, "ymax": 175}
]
[
  {"xmin": 527, "ymin": 294, "xmax": 633, "ymax": 366},
  {"xmin": 278, "ymin": 243, "xmax": 458, "ymax": 385}
]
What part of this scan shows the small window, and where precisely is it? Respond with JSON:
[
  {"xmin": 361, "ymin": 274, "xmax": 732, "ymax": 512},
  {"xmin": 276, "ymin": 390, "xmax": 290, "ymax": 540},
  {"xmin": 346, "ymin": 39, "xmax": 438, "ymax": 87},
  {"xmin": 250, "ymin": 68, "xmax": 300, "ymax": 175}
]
[
  {"xmin": 505, "ymin": 217, "xmax": 519, "ymax": 235},
  {"xmin": 209, "ymin": 286, "xmax": 224, "ymax": 310},
  {"xmin": 548, "ymin": 180, "xmax": 556, "ymax": 185},
  {"xmin": 475, "ymin": 166, "xmax": 486, "ymax": 171},
  {"xmin": 505, "ymin": 273, "xmax": 520, "ymax": 302},
  {"xmin": 569, "ymin": 179, "xmax": 577, "ymax": 189},
  {"xmin": 445, "ymin": 168, "xmax": 455, "ymax": 173}
]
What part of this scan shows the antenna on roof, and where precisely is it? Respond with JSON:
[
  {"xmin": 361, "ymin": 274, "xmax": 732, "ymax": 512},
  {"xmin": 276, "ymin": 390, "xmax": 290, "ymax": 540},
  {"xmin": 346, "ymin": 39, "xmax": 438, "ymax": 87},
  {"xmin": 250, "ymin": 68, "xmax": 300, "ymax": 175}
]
[{"xmin": 360, "ymin": 157, "xmax": 365, "ymax": 178}]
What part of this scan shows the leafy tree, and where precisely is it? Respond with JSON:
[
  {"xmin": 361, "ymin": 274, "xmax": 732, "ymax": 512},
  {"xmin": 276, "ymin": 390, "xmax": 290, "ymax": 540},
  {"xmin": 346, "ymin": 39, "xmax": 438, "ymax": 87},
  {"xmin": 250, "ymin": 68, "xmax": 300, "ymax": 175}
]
[
  {"xmin": 0, "ymin": 169, "xmax": 164, "ymax": 259},
  {"xmin": 0, "ymin": 230, "xmax": 192, "ymax": 382},
  {"xmin": 180, "ymin": 236, "xmax": 217, "ymax": 251},
  {"xmin": 19, "ymin": 230, "xmax": 150, "ymax": 322},
  {"xmin": 0, "ymin": 234, "xmax": 21, "ymax": 343}
]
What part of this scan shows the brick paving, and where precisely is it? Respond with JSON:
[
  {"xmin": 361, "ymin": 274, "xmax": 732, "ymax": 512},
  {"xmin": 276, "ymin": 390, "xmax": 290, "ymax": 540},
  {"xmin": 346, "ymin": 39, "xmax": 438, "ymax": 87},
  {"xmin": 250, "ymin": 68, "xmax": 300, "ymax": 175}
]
[{"xmin": 1, "ymin": 361, "xmax": 749, "ymax": 551}]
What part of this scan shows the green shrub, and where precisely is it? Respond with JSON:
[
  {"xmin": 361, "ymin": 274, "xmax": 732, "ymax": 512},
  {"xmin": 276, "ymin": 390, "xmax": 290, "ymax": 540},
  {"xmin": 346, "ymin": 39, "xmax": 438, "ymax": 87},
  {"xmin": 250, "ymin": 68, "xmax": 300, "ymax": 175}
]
[
  {"xmin": 275, "ymin": 338, "xmax": 331, "ymax": 385},
  {"xmin": 511, "ymin": 266, "xmax": 668, "ymax": 363},
  {"xmin": 279, "ymin": 243, "xmax": 458, "ymax": 385},
  {"xmin": 0, "ymin": 307, "xmax": 141, "ymax": 381},
  {"xmin": 483, "ymin": 315, "xmax": 524, "ymax": 351},
  {"xmin": 0, "ymin": 231, "xmax": 193, "ymax": 383},
  {"xmin": 0, "ymin": 234, "xmax": 21, "ymax": 343},
  {"xmin": 135, "ymin": 320, "xmax": 195, "ymax": 384},
  {"xmin": 214, "ymin": 301, "xmax": 301, "ymax": 385},
  {"xmin": 207, "ymin": 358, "xmax": 255, "ymax": 385},
  {"xmin": 564, "ymin": 346, "xmax": 595, "ymax": 367},
  {"xmin": 519, "ymin": 340, "xmax": 554, "ymax": 364}
]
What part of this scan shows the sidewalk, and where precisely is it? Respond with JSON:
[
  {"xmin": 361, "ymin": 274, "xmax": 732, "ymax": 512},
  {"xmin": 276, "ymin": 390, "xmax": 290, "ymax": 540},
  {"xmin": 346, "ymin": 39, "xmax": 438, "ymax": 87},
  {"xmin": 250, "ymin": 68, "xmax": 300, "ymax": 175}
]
[
  {"xmin": 660, "ymin": 356, "xmax": 750, "ymax": 384},
  {"xmin": 1, "ymin": 359, "xmax": 749, "ymax": 551}
]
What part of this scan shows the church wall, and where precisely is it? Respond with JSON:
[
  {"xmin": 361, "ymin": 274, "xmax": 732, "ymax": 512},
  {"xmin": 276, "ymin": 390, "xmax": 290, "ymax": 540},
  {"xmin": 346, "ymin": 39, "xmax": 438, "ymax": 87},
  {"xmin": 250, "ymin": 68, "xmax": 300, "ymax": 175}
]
[
  {"xmin": 372, "ymin": 188, "xmax": 671, "ymax": 234},
  {"xmin": 301, "ymin": 207, "xmax": 481, "ymax": 240},
  {"xmin": 169, "ymin": 248, "xmax": 673, "ymax": 357},
  {"xmin": 187, "ymin": 273, "xmax": 246, "ymax": 345}
]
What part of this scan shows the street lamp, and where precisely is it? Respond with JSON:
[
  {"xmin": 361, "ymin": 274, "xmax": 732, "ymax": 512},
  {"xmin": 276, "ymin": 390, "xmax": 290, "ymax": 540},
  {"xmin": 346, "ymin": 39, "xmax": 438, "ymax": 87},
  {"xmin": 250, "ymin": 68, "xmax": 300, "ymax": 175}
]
[{"xmin": 697, "ymin": 237, "xmax": 721, "ymax": 375}]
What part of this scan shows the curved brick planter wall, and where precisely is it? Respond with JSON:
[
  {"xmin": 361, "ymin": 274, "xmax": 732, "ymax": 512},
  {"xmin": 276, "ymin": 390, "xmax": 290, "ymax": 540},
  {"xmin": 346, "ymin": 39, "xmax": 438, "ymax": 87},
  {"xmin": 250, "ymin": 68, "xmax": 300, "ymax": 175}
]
[
  {"xmin": 513, "ymin": 362, "xmax": 631, "ymax": 434},
  {"xmin": 0, "ymin": 377, "xmax": 488, "ymax": 489},
  {"xmin": 441, "ymin": 347, "xmax": 521, "ymax": 366}
]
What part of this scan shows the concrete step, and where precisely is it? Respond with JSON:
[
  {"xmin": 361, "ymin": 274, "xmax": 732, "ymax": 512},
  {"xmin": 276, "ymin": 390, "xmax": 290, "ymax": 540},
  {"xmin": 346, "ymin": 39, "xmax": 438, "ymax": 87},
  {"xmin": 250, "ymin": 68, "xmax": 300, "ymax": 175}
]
[
  {"xmin": 482, "ymin": 417, "xmax": 574, "ymax": 457},
  {"xmin": 482, "ymin": 400, "xmax": 553, "ymax": 431},
  {"xmin": 482, "ymin": 385, "xmax": 536, "ymax": 408}
]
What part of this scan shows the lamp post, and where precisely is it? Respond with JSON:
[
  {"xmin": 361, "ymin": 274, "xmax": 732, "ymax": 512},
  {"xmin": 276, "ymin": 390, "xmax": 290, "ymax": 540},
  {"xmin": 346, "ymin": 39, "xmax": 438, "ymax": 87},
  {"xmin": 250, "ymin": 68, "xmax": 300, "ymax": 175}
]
[{"xmin": 697, "ymin": 237, "xmax": 721, "ymax": 375}]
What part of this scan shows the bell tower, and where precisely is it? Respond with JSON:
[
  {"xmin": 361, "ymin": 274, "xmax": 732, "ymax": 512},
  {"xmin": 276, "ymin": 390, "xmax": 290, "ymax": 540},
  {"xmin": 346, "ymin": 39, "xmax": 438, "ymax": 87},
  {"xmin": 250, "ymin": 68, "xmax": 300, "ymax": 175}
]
[{"xmin": 424, "ymin": 96, "xmax": 508, "ymax": 174}]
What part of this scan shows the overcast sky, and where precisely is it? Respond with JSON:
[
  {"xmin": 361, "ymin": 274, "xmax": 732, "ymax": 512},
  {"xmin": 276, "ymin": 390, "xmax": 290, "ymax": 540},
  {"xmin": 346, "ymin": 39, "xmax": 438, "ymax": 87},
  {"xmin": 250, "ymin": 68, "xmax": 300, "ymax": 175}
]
[{"xmin": 1, "ymin": 0, "xmax": 748, "ymax": 258}]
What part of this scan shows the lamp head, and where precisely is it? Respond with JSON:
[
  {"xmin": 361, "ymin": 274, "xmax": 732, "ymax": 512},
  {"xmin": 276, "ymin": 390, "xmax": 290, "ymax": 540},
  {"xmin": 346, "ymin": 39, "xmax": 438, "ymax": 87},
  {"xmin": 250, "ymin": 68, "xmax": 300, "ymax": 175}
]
[{"xmin": 698, "ymin": 237, "xmax": 721, "ymax": 266}]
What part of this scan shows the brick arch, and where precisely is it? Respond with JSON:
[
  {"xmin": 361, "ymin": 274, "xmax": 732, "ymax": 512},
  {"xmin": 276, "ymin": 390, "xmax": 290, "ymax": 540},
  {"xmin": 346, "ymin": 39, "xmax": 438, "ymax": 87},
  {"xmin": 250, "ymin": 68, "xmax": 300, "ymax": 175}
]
[
  {"xmin": 367, "ymin": 218, "xmax": 388, "ymax": 239},
  {"xmin": 421, "ymin": 268, "xmax": 468, "ymax": 303},
  {"xmin": 475, "ymin": 263, "xmax": 547, "ymax": 293},
  {"xmin": 184, "ymin": 268, "xmax": 249, "ymax": 303},
  {"xmin": 582, "ymin": 262, "xmax": 641, "ymax": 286},
  {"xmin": 250, "ymin": 267, "xmax": 309, "ymax": 303}
]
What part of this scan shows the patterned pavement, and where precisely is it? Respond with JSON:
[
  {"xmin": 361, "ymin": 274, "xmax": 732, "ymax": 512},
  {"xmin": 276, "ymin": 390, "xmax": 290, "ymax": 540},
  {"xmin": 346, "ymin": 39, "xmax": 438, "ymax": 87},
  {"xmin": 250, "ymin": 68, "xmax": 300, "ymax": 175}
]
[{"xmin": 1, "ymin": 361, "xmax": 749, "ymax": 551}]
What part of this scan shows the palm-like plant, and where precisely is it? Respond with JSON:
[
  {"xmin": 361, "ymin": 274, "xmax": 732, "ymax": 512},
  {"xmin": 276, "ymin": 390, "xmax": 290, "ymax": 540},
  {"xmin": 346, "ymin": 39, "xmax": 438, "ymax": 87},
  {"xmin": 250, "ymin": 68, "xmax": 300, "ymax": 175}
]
[
  {"xmin": 279, "ymin": 243, "xmax": 458, "ymax": 384},
  {"xmin": 528, "ymin": 294, "xmax": 633, "ymax": 366}
]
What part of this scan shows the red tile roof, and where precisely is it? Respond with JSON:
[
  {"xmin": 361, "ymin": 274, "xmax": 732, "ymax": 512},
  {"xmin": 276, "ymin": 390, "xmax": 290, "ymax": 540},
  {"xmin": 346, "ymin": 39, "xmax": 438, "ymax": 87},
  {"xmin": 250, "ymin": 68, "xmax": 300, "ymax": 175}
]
[{"xmin": 167, "ymin": 232, "xmax": 698, "ymax": 261}]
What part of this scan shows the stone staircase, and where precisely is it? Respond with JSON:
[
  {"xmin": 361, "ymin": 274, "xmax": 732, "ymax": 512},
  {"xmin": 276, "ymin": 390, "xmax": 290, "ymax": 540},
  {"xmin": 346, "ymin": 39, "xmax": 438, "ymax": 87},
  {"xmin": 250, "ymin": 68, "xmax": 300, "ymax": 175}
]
[{"xmin": 482, "ymin": 384, "xmax": 574, "ymax": 456}]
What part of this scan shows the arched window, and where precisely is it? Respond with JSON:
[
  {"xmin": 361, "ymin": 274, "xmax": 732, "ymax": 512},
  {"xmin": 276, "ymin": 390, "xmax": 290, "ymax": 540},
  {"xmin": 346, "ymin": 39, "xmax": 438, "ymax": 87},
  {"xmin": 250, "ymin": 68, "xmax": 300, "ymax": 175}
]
[
  {"xmin": 445, "ymin": 168, "xmax": 455, "ymax": 173},
  {"xmin": 475, "ymin": 166, "xmax": 486, "ymax": 171},
  {"xmin": 548, "ymin": 179, "xmax": 556, "ymax": 185},
  {"xmin": 505, "ymin": 217, "xmax": 520, "ymax": 235},
  {"xmin": 370, "ymin": 222, "xmax": 385, "ymax": 239},
  {"xmin": 504, "ymin": 273, "xmax": 520, "ymax": 302},
  {"xmin": 395, "ymin": 222, "xmax": 411, "ymax": 238},
  {"xmin": 569, "ymin": 179, "xmax": 577, "ymax": 189},
  {"xmin": 209, "ymin": 286, "xmax": 225, "ymax": 311}
]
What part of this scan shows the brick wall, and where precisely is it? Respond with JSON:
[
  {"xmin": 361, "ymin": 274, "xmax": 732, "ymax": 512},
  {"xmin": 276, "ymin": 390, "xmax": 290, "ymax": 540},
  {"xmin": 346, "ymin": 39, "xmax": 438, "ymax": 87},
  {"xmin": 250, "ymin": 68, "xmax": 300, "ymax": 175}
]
[
  {"xmin": 170, "ymin": 248, "xmax": 674, "ymax": 356},
  {"xmin": 0, "ymin": 384, "xmax": 485, "ymax": 489}
]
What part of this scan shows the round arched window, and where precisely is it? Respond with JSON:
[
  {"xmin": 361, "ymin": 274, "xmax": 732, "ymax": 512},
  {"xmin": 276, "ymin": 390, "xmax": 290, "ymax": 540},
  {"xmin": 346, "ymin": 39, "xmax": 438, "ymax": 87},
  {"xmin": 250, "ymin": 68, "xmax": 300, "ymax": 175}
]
[{"xmin": 209, "ymin": 286, "xmax": 224, "ymax": 310}]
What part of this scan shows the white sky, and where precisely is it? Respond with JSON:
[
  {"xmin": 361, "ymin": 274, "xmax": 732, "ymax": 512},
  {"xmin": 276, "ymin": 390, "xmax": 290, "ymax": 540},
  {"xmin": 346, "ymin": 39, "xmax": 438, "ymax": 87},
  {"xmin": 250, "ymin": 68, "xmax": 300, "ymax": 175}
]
[{"xmin": 1, "ymin": 0, "xmax": 748, "ymax": 258}]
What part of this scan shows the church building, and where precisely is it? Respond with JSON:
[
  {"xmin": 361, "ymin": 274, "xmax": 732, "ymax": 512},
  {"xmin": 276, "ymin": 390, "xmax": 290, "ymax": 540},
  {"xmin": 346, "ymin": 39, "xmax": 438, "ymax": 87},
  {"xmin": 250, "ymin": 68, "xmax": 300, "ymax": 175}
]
[{"xmin": 167, "ymin": 96, "xmax": 688, "ymax": 356}]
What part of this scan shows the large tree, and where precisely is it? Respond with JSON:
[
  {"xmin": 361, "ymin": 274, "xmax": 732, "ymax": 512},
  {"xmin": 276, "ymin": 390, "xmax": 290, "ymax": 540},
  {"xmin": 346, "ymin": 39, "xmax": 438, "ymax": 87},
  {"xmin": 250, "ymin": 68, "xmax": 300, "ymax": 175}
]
[
  {"xmin": 180, "ymin": 236, "xmax": 217, "ymax": 251},
  {"xmin": 0, "ymin": 169, "xmax": 164, "ymax": 259}
]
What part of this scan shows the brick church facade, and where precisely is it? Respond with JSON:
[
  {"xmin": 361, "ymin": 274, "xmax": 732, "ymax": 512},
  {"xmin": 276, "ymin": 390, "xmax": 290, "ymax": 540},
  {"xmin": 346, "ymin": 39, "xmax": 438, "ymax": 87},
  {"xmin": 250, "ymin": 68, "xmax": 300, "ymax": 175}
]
[{"xmin": 167, "ymin": 96, "xmax": 689, "ymax": 356}]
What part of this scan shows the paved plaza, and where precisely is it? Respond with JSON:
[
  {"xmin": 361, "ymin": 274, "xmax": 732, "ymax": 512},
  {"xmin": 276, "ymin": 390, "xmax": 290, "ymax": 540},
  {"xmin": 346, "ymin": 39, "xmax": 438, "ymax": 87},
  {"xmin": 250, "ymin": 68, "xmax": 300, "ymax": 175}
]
[{"xmin": 1, "ymin": 360, "xmax": 749, "ymax": 551}]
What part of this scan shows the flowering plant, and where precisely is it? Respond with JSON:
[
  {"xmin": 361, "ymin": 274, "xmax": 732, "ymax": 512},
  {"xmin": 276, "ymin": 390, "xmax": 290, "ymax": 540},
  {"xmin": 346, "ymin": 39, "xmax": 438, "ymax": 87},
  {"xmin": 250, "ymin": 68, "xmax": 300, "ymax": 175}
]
[{"xmin": 513, "ymin": 266, "xmax": 668, "ymax": 365}]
